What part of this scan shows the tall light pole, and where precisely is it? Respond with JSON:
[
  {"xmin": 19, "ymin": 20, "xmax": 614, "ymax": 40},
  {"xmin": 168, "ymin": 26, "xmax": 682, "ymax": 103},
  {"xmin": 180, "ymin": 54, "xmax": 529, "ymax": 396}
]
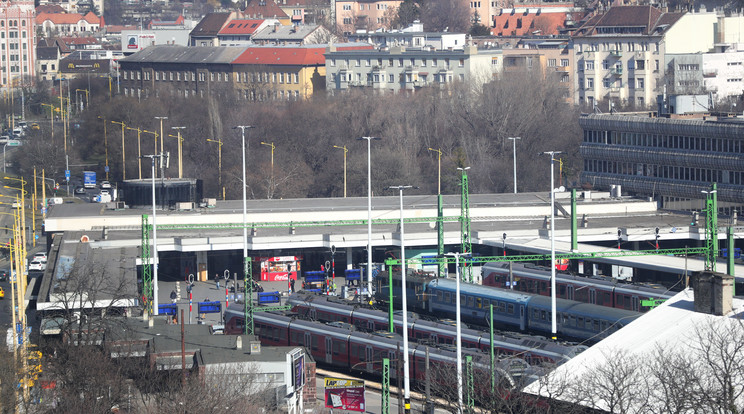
[
  {"xmin": 445, "ymin": 251, "xmax": 467, "ymax": 414},
  {"xmin": 126, "ymin": 127, "xmax": 143, "ymax": 179},
  {"xmin": 543, "ymin": 150, "xmax": 562, "ymax": 339},
  {"xmin": 235, "ymin": 125, "xmax": 254, "ymax": 318},
  {"xmin": 171, "ymin": 127, "xmax": 186, "ymax": 179},
  {"xmin": 98, "ymin": 116, "xmax": 109, "ymax": 180},
  {"xmin": 260, "ymin": 141, "xmax": 275, "ymax": 198},
  {"xmin": 143, "ymin": 130, "xmax": 160, "ymax": 178},
  {"xmin": 428, "ymin": 147, "xmax": 444, "ymax": 277},
  {"xmin": 142, "ymin": 154, "xmax": 162, "ymax": 315},
  {"xmin": 207, "ymin": 137, "xmax": 224, "ymax": 198},
  {"xmin": 333, "ymin": 145, "xmax": 348, "ymax": 197},
  {"xmin": 390, "ymin": 185, "xmax": 413, "ymax": 414},
  {"xmin": 111, "ymin": 121, "xmax": 126, "ymax": 180},
  {"xmin": 155, "ymin": 116, "xmax": 168, "ymax": 177},
  {"xmin": 508, "ymin": 137, "xmax": 521, "ymax": 193},
  {"xmin": 358, "ymin": 136, "xmax": 381, "ymax": 298}
]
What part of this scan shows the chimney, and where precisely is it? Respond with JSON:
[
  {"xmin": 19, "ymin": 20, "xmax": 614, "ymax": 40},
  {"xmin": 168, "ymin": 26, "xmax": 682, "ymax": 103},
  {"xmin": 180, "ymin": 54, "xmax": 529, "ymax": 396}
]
[{"xmin": 692, "ymin": 271, "xmax": 734, "ymax": 316}]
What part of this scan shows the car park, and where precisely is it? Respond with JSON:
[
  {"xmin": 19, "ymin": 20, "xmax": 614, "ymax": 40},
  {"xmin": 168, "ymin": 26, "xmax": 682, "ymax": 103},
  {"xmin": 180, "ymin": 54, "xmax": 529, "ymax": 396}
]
[{"xmin": 100, "ymin": 181, "xmax": 112, "ymax": 189}]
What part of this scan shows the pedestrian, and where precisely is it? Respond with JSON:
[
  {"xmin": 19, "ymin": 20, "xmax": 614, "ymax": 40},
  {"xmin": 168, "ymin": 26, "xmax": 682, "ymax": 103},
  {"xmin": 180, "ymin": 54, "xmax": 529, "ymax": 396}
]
[
  {"xmin": 332, "ymin": 281, "xmax": 337, "ymax": 294},
  {"xmin": 170, "ymin": 290, "xmax": 177, "ymax": 304},
  {"xmin": 291, "ymin": 278, "xmax": 296, "ymax": 293},
  {"xmin": 215, "ymin": 275, "xmax": 220, "ymax": 290}
]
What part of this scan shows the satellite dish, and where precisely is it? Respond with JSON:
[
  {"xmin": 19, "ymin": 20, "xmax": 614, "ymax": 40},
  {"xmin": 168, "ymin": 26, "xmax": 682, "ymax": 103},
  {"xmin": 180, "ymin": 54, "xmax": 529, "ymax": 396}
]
[{"xmin": 559, "ymin": 186, "xmax": 566, "ymax": 192}]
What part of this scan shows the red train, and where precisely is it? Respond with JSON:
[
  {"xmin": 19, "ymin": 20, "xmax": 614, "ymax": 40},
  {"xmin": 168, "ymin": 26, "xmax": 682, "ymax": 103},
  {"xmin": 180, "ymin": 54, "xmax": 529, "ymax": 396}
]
[{"xmin": 482, "ymin": 262, "xmax": 675, "ymax": 313}]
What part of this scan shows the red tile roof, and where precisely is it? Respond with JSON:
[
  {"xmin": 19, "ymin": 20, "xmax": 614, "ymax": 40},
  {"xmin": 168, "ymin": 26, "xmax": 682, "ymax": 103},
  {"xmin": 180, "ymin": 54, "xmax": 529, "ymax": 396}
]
[
  {"xmin": 59, "ymin": 36, "xmax": 99, "ymax": 45},
  {"xmin": 492, "ymin": 11, "xmax": 572, "ymax": 36},
  {"xmin": 36, "ymin": 11, "xmax": 102, "ymax": 25},
  {"xmin": 243, "ymin": 0, "xmax": 289, "ymax": 19},
  {"xmin": 35, "ymin": 4, "xmax": 65, "ymax": 14},
  {"xmin": 572, "ymin": 6, "xmax": 683, "ymax": 37},
  {"xmin": 233, "ymin": 44, "xmax": 373, "ymax": 65},
  {"xmin": 219, "ymin": 19, "xmax": 265, "ymax": 34},
  {"xmin": 105, "ymin": 24, "xmax": 138, "ymax": 34}
]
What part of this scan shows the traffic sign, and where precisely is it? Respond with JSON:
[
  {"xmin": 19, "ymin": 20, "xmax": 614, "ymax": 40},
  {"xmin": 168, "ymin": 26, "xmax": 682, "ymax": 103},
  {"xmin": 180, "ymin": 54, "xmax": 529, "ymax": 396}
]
[
  {"xmin": 6, "ymin": 141, "xmax": 20, "ymax": 147},
  {"xmin": 65, "ymin": 170, "xmax": 70, "ymax": 181},
  {"xmin": 104, "ymin": 165, "xmax": 109, "ymax": 173}
]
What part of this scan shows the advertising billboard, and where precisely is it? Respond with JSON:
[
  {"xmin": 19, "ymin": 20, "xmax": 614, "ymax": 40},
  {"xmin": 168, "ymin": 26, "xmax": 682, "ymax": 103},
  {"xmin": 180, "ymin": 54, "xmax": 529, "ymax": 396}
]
[{"xmin": 324, "ymin": 378, "xmax": 365, "ymax": 412}]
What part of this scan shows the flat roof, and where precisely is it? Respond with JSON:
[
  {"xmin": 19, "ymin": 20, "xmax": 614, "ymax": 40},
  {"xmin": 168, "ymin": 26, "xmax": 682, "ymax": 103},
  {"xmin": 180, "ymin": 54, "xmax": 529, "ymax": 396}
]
[{"xmin": 523, "ymin": 288, "xmax": 744, "ymax": 411}]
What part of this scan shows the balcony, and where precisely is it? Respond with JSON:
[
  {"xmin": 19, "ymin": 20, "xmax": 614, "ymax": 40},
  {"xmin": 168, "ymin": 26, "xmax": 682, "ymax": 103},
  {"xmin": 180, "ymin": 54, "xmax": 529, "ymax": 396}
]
[
  {"xmin": 703, "ymin": 70, "xmax": 718, "ymax": 78},
  {"xmin": 610, "ymin": 67, "xmax": 623, "ymax": 75},
  {"xmin": 555, "ymin": 66, "xmax": 570, "ymax": 73},
  {"xmin": 610, "ymin": 50, "xmax": 622, "ymax": 58}
]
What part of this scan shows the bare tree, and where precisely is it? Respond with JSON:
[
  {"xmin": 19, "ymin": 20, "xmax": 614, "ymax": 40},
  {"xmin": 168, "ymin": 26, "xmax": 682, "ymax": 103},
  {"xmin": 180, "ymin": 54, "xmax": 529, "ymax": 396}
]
[{"xmin": 421, "ymin": 0, "xmax": 471, "ymax": 32}]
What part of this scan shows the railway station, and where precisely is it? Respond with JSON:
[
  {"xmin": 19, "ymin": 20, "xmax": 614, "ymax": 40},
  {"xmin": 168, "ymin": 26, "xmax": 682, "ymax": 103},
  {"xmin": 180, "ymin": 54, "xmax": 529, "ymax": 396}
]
[{"xmin": 25, "ymin": 189, "xmax": 743, "ymax": 412}]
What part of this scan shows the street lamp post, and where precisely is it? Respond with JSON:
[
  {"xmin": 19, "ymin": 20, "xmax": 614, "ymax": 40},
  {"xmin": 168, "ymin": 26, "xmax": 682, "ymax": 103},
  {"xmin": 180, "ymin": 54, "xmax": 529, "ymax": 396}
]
[
  {"xmin": 543, "ymin": 150, "xmax": 562, "ymax": 339},
  {"xmin": 358, "ymin": 136, "xmax": 380, "ymax": 298},
  {"xmin": 142, "ymin": 154, "xmax": 162, "ymax": 315},
  {"xmin": 333, "ymin": 145, "xmax": 348, "ymax": 198},
  {"xmin": 390, "ymin": 185, "xmax": 413, "ymax": 414},
  {"xmin": 508, "ymin": 137, "xmax": 521, "ymax": 193},
  {"xmin": 445, "ymin": 251, "xmax": 467, "ymax": 414},
  {"xmin": 171, "ymin": 127, "xmax": 185, "ymax": 179},
  {"xmin": 126, "ymin": 127, "xmax": 143, "ymax": 179},
  {"xmin": 260, "ymin": 141, "xmax": 275, "ymax": 198},
  {"xmin": 206, "ymin": 137, "xmax": 223, "ymax": 197},
  {"xmin": 111, "ymin": 121, "xmax": 126, "ymax": 180},
  {"xmin": 235, "ymin": 125, "xmax": 254, "ymax": 332}
]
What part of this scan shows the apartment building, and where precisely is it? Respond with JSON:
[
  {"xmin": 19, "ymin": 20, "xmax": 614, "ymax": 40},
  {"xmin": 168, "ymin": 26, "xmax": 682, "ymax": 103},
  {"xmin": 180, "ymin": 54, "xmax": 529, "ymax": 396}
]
[
  {"xmin": 0, "ymin": 0, "xmax": 36, "ymax": 88},
  {"xmin": 502, "ymin": 38, "xmax": 574, "ymax": 101},
  {"xmin": 666, "ymin": 43, "xmax": 744, "ymax": 105},
  {"xmin": 334, "ymin": 0, "xmax": 402, "ymax": 35},
  {"xmin": 324, "ymin": 44, "xmax": 502, "ymax": 94},
  {"xmin": 36, "ymin": 11, "xmax": 103, "ymax": 37}
]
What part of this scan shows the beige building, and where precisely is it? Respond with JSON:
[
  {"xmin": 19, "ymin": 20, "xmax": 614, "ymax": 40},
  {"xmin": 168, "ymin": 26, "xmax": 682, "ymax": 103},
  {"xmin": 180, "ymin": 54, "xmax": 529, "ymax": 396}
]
[
  {"xmin": 325, "ymin": 44, "xmax": 502, "ymax": 94},
  {"xmin": 335, "ymin": 0, "xmax": 402, "ymax": 35},
  {"xmin": 0, "ymin": 0, "xmax": 36, "ymax": 88}
]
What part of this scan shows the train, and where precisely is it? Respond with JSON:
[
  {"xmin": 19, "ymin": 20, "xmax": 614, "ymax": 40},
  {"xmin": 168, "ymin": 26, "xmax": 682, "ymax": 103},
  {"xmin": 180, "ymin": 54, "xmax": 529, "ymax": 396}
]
[
  {"xmin": 223, "ymin": 305, "xmax": 531, "ymax": 398},
  {"xmin": 374, "ymin": 271, "xmax": 642, "ymax": 343},
  {"xmin": 286, "ymin": 294, "xmax": 586, "ymax": 366},
  {"xmin": 481, "ymin": 262, "xmax": 675, "ymax": 313}
]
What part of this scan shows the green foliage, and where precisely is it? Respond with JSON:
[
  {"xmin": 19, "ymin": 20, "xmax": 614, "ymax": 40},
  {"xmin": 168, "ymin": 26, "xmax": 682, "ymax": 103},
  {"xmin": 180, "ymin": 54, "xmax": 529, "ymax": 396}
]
[{"xmin": 470, "ymin": 23, "xmax": 491, "ymax": 36}]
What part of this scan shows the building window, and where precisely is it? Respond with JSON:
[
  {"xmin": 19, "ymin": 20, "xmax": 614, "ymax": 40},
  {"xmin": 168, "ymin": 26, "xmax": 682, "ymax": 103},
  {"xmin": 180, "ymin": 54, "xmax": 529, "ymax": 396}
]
[
  {"xmin": 560, "ymin": 74, "xmax": 569, "ymax": 83},
  {"xmin": 293, "ymin": 73, "xmax": 298, "ymax": 83},
  {"xmin": 389, "ymin": 74, "xmax": 394, "ymax": 83},
  {"xmin": 459, "ymin": 58, "xmax": 464, "ymax": 67},
  {"xmin": 343, "ymin": 18, "xmax": 352, "ymax": 24},
  {"xmin": 587, "ymin": 77, "xmax": 594, "ymax": 88},
  {"xmin": 548, "ymin": 59, "xmax": 556, "ymax": 67},
  {"xmin": 561, "ymin": 59, "xmax": 569, "ymax": 67},
  {"xmin": 343, "ymin": 4, "xmax": 351, "ymax": 10},
  {"xmin": 637, "ymin": 78, "xmax": 644, "ymax": 89},
  {"xmin": 586, "ymin": 61, "xmax": 594, "ymax": 70},
  {"xmin": 602, "ymin": 60, "xmax": 610, "ymax": 70}
]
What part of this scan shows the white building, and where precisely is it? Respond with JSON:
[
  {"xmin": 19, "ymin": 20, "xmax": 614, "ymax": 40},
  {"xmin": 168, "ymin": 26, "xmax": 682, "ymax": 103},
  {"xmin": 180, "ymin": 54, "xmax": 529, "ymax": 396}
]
[
  {"xmin": 325, "ymin": 43, "xmax": 502, "ymax": 94},
  {"xmin": 666, "ymin": 44, "xmax": 744, "ymax": 104},
  {"xmin": 572, "ymin": 6, "xmax": 744, "ymax": 109},
  {"xmin": 0, "ymin": 0, "xmax": 36, "ymax": 88}
]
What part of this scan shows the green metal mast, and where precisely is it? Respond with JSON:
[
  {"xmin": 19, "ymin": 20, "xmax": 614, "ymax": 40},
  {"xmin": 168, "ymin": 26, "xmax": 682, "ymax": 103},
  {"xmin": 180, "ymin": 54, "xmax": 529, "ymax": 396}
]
[
  {"xmin": 460, "ymin": 168, "xmax": 472, "ymax": 282},
  {"xmin": 465, "ymin": 355, "xmax": 474, "ymax": 412},
  {"xmin": 243, "ymin": 256, "xmax": 253, "ymax": 335},
  {"xmin": 141, "ymin": 214, "xmax": 152, "ymax": 315},
  {"xmin": 387, "ymin": 258, "xmax": 394, "ymax": 332},
  {"xmin": 437, "ymin": 193, "xmax": 445, "ymax": 278},
  {"xmin": 704, "ymin": 184, "xmax": 718, "ymax": 271},
  {"xmin": 382, "ymin": 358, "xmax": 390, "ymax": 414},
  {"xmin": 489, "ymin": 304, "xmax": 495, "ymax": 394}
]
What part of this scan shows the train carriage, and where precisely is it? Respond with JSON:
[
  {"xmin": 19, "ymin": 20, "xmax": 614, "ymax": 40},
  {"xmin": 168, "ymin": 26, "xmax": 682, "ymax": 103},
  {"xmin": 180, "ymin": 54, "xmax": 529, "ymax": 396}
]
[
  {"xmin": 427, "ymin": 279, "xmax": 531, "ymax": 331},
  {"xmin": 482, "ymin": 262, "xmax": 673, "ymax": 312}
]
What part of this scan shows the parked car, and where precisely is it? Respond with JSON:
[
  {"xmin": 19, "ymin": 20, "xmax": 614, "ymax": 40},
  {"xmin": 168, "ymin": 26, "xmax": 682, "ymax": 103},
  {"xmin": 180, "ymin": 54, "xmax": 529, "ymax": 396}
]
[
  {"xmin": 33, "ymin": 252, "xmax": 47, "ymax": 262},
  {"xmin": 100, "ymin": 181, "xmax": 112, "ymax": 189},
  {"xmin": 28, "ymin": 260, "xmax": 45, "ymax": 272},
  {"xmin": 0, "ymin": 269, "xmax": 8, "ymax": 282},
  {"xmin": 74, "ymin": 186, "xmax": 86, "ymax": 194}
]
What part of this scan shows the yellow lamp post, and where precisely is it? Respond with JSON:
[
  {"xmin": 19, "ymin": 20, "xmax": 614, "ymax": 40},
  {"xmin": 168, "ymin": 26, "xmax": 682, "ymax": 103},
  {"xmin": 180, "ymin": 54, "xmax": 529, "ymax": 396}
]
[
  {"xmin": 126, "ymin": 126, "xmax": 144, "ymax": 179},
  {"xmin": 40, "ymin": 103, "xmax": 55, "ymax": 140},
  {"xmin": 170, "ymin": 127, "xmax": 186, "ymax": 179},
  {"xmin": 111, "ymin": 121, "xmax": 126, "ymax": 180},
  {"xmin": 206, "ymin": 137, "xmax": 223, "ymax": 198},
  {"xmin": 98, "ymin": 116, "xmax": 110, "ymax": 180},
  {"xmin": 261, "ymin": 141, "xmax": 275, "ymax": 198},
  {"xmin": 142, "ymin": 130, "xmax": 160, "ymax": 178},
  {"xmin": 333, "ymin": 145, "xmax": 348, "ymax": 198}
]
